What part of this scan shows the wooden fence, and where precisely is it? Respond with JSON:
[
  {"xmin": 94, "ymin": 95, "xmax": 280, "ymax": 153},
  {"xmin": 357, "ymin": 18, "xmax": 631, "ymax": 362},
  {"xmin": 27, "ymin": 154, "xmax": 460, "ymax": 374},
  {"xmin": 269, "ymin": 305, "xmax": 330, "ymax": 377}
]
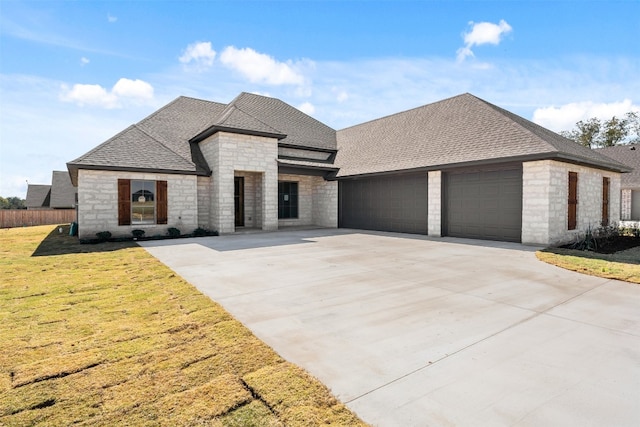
[{"xmin": 0, "ymin": 209, "xmax": 76, "ymax": 228}]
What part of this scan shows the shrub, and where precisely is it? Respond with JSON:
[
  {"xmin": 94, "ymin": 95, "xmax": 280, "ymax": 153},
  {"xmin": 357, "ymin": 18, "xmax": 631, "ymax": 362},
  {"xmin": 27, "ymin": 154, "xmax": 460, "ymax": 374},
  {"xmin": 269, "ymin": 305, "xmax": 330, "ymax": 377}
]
[
  {"xmin": 131, "ymin": 229, "xmax": 145, "ymax": 239},
  {"xmin": 193, "ymin": 227, "xmax": 208, "ymax": 237},
  {"xmin": 167, "ymin": 227, "xmax": 181, "ymax": 238},
  {"xmin": 570, "ymin": 226, "xmax": 598, "ymax": 251},
  {"xmin": 193, "ymin": 227, "xmax": 219, "ymax": 237},
  {"xmin": 95, "ymin": 231, "xmax": 112, "ymax": 241}
]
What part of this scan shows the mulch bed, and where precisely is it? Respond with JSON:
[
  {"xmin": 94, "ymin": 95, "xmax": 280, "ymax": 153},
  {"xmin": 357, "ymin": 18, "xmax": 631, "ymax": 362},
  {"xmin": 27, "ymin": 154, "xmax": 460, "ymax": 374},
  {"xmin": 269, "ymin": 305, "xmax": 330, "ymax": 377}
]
[
  {"xmin": 562, "ymin": 236, "xmax": 640, "ymax": 254},
  {"xmin": 595, "ymin": 236, "xmax": 640, "ymax": 254}
]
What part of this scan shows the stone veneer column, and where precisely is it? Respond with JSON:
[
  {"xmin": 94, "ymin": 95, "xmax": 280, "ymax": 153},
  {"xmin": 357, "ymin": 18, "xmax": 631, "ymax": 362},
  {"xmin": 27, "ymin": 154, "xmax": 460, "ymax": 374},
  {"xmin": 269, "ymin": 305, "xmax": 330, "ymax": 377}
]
[
  {"xmin": 199, "ymin": 131, "xmax": 278, "ymax": 233},
  {"xmin": 427, "ymin": 171, "xmax": 441, "ymax": 237}
]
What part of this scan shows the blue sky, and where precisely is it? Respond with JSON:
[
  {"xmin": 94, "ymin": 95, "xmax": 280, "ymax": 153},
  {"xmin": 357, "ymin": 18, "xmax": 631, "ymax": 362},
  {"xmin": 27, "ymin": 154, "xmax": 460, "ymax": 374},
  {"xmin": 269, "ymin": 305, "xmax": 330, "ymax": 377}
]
[{"xmin": 1, "ymin": 0, "xmax": 639, "ymax": 198}]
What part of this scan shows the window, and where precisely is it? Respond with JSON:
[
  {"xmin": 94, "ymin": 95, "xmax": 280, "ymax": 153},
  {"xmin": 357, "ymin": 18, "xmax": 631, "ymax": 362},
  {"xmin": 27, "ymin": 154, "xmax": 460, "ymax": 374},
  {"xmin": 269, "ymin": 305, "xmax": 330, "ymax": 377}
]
[
  {"xmin": 132, "ymin": 180, "xmax": 156, "ymax": 224},
  {"xmin": 568, "ymin": 172, "xmax": 578, "ymax": 230},
  {"xmin": 278, "ymin": 181, "xmax": 298, "ymax": 219},
  {"xmin": 118, "ymin": 179, "xmax": 167, "ymax": 226},
  {"xmin": 602, "ymin": 177, "xmax": 610, "ymax": 226}
]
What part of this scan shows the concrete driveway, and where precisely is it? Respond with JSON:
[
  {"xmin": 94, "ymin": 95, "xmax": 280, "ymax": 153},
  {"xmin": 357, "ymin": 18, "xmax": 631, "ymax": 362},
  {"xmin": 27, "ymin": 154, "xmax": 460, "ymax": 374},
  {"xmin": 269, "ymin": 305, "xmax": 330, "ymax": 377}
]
[{"xmin": 141, "ymin": 229, "xmax": 640, "ymax": 426}]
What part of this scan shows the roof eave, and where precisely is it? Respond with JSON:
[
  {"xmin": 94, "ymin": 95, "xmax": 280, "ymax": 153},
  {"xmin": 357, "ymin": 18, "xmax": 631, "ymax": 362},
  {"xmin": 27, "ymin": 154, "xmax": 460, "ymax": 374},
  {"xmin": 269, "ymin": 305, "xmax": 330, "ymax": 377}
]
[
  {"xmin": 335, "ymin": 152, "xmax": 631, "ymax": 180},
  {"xmin": 67, "ymin": 163, "xmax": 209, "ymax": 186},
  {"xmin": 191, "ymin": 125, "xmax": 286, "ymax": 143}
]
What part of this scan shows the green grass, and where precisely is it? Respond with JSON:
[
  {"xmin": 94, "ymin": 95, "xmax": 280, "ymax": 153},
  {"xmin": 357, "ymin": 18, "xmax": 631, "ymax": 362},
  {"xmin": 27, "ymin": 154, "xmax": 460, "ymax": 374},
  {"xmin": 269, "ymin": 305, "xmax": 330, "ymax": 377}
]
[
  {"xmin": 0, "ymin": 225, "xmax": 367, "ymax": 426},
  {"xmin": 537, "ymin": 246, "xmax": 640, "ymax": 284}
]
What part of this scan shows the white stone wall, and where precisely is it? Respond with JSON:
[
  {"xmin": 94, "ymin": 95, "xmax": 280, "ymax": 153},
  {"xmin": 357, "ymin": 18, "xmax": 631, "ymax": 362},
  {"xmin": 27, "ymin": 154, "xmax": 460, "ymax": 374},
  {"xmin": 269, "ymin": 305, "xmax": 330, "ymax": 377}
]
[
  {"xmin": 621, "ymin": 189, "xmax": 632, "ymax": 220},
  {"xmin": 197, "ymin": 175, "xmax": 211, "ymax": 228},
  {"xmin": 522, "ymin": 160, "xmax": 621, "ymax": 246},
  {"xmin": 77, "ymin": 169, "xmax": 198, "ymax": 239},
  {"xmin": 312, "ymin": 178, "xmax": 338, "ymax": 228},
  {"xmin": 199, "ymin": 132, "xmax": 278, "ymax": 233},
  {"xmin": 427, "ymin": 171, "xmax": 441, "ymax": 237}
]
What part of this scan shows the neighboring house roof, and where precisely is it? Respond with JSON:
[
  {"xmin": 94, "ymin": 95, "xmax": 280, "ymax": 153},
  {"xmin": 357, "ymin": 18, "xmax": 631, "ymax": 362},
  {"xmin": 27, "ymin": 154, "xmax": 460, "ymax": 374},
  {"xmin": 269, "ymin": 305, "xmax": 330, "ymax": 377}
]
[
  {"xmin": 25, "ymin": 184, "xmax": 51, "ymax": 208},
  {"xmin": 68, "ymin": 93, "xmax": 337, "ymax": 184},
  {"xmin": 596, "ymin": 143, "xmax": 640, "ymax": 188},
  {"xmin": 334, "ymin": 93, "xmax": 629, "ymax": 177},
  {"xmin": 50, "ymin": 171, "xmax": 77, "ymax": 208}
]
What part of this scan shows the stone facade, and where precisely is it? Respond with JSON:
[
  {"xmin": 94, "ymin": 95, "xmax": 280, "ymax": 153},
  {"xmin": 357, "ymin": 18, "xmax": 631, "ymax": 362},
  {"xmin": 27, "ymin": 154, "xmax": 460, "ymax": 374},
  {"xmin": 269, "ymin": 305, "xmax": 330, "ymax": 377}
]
[
  {"xmin": 76, "ymin": 169, "xmax": 198, "ymax": 239},
  {"xmin": 199, "ymin": 132, "xmax": 279, "ymax": 233},
  {"xmin": 427, "ymin": 171, "xmax": 440, "ymax": 237},
  {"xmin": 522, "ymin": 160, "xmax": 621, "ymax": 246}
]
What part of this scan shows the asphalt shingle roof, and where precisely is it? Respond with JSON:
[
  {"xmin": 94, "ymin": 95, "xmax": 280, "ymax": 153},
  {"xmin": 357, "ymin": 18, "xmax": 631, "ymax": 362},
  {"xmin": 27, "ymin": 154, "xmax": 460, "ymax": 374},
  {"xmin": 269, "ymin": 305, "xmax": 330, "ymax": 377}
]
[
  {"xmin": 68, "ymin": 93, "xmax": 336, "ymax": 182},
  {"xmin": 596, "ymin": 143, "xmax": 640, "ymax": 188},
  {"xmin": 334, "ymin": 93, "xmax": 628, "ymax": 177},
  {"xmin": 68, "ymin": 92, "xmax": 628, "ymax": 183},
  {"xmin": 25, "ymin": 184, "xmax": 51, "ymax": 208},
  {"xmin": 50, "ymin": 171, "xmax": 76, "ymax": 208}
]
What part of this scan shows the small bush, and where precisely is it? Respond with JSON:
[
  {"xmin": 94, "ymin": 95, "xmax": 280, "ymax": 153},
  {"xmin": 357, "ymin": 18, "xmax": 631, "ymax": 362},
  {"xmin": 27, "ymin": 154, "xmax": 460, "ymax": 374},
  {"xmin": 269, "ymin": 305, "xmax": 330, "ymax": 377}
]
[
  {"xmin": 131, "ymin": 229, "xmax": 145, "ymax": 239},
  {"xmin": 570, "ymin": 226, "xmax": 597, "ymax": 251},
  {"xmin": 95, "ymin": 231, "xmax": 112, "ymax": 241},
  {"xmin": 167, "ymin": 227, "xmax": 181, "ymax": 238},
  {"xmin": 193, "ymin": 227, "xmax": 208, "ymax": 237}
]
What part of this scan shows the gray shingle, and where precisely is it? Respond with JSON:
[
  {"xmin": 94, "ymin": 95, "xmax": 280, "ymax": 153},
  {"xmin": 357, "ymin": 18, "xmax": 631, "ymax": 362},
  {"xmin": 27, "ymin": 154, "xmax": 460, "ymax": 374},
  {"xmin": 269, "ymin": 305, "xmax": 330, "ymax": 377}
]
[
  {"xmin": 335, "ymin": 93, "xmax": 628, "ymax": 177},
  {"xmin": 596, "ymin": 143, "xmax": 640, "ymax": 187},
  {"xmin": 226, "ymin": 93, "xmax": 337, "ymax": 150},
  {"xmin": 50, "ymin": 171, "xmax": 76, "ymax": 208},
  {"xmin": 25, "ymin": 184, "xmax": 51, "ymax": 208},
  {"xmin": 69, "ymin": 125, "xmax": 196, "ymax": 172}
]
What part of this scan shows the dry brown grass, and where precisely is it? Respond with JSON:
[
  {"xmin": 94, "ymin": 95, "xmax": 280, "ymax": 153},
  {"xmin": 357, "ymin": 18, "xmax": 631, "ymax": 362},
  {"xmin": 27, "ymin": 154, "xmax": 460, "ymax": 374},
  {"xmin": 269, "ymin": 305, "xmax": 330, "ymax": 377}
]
[
  {"xmin": 0, "ymin": 225, "xmax": 368, "ymax": 426},
  {"xmin": 537, "ymin": 246, "xmax": 640, "ymax": 284}
]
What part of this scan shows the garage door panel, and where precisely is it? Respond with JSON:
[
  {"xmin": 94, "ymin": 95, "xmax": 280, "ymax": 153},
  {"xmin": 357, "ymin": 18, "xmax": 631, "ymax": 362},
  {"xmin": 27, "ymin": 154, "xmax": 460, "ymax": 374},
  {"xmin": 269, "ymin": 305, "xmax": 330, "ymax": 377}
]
[
  {"xmin": 632, "ymin": 190, "xmax": 640, "ymax": 221},
  {"xmin": 340, "ymin": 174, "xmax": 428, "ymax": 234},
  {"xmin": 446, "ymin": 167, "xmax": 522, "ymax": 242}
]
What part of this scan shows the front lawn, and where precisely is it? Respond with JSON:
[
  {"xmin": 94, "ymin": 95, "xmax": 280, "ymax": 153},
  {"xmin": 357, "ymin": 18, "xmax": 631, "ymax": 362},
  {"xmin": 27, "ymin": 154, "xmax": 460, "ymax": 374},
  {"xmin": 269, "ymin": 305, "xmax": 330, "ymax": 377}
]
[{"xmin": 0, "ymin": 225, "xmax": 367, "ymax": 426}]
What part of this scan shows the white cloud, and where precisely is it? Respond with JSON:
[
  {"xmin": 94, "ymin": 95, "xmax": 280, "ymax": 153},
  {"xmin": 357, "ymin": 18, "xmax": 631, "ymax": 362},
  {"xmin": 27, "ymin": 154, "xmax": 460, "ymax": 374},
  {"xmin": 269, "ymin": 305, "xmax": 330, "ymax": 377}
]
[
  {"xmin": 457, "ymin": 19, "xmax": 512, "ymax": 62},
  {"xmin": 179, "ymin": 41, "xmax": 216, "ymax": 70},
  {"xmin": 60, "ymin": 78, "xmax": 154, "ymax": 109},
  {"xmin": 80, "ymin": 57, "xmax": 90, "ymax": 66},
  {"xmin": 334, "ymin": 89, "xmax": 349, "ymax": 103},
  {"xmin": 107, "ymin": 14, "xmax": 117, "ymax": 23},
  {"xmin": 297, "ymin": 102, "xmax": 315, "ymax": 116},
  {"xmin": 60, "ymin": 83, "xmax": 118, "ymax": 108},
  {"xmin": 220, "ymin": 46, "xmax": 306, "ymax": 86},
  {"xmin": 532, "ymin": 99, "xmax": 640, "ymax": 132},
  {"xmin": 112, "ymin": 78, "xmax": 154, "ymax": 100}
]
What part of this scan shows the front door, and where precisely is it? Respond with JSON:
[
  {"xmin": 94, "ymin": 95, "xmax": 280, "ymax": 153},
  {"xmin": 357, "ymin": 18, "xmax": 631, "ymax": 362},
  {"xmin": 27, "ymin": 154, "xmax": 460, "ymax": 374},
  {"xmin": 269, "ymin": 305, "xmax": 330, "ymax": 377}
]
[{"xmin": 234, "ymin": 177, "xmax": 244, "ymax": 227}]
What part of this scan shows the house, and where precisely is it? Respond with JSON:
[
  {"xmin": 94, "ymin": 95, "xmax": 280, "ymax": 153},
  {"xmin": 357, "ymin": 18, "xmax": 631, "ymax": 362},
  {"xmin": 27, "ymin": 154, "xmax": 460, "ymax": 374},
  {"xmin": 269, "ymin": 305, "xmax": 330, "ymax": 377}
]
[
  {"xmin": 25, "ymin": 171, "xmax": 77, "ymax": 210},
  {"xmin": 596, "ymin": 143, "xmax": 640, "ymax": 222},
  {"xmin": 25, "ymin": 184, "xmax": 51, "ymax": 210},
  {"xmin": 67, "ymin": 93, "xmax": 629, "ymax": 246},
  {"xmin": 50, "ymin": 170, "xmax": 77, "ymax": 209}
]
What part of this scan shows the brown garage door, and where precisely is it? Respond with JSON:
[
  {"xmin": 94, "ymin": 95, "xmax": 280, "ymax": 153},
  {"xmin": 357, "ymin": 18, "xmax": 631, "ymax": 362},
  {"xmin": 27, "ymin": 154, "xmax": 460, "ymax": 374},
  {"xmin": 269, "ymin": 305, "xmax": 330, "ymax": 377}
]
[
  {"xmin": 445, "ymin": 166, "xmax": 522, "ymax": 242},
  {"xmin": 339, "ymin": 173, "xmax": 428, "ymax": 234}
]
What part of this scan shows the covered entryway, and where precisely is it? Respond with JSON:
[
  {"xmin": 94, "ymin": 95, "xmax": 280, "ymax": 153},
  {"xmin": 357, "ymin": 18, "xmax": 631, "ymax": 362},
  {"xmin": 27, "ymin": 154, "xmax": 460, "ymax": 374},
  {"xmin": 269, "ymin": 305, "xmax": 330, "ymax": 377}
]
[
  {"xmin": 444, "ymin": 165, "xmax": 523, "ymax": 242},
  {"xmin": 339, "ymin": 173, "xmax": 428, "ymax": 234}
]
